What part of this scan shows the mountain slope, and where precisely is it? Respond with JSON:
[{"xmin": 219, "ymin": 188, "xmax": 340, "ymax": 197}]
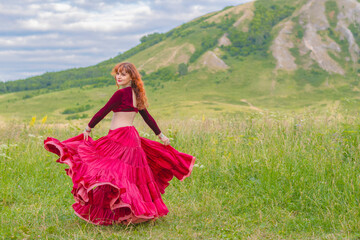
[{"xmin": 1, "ymin": 0, "xmax": 360, "ymax": 123}]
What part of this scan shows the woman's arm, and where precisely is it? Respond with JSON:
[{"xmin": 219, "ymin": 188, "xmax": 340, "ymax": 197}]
[
  {"xmin": 139, "ymin": 108, "xmax": 170, "ymax": 145},
  {"xmin": 87, "ymin": 90, "xmax": 123, "ymax": 128}
]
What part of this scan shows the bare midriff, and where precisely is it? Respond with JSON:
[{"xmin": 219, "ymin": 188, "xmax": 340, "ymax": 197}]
[{"xmin": 110, "ymin": 111, "xmax": 137, "ymax": 130}]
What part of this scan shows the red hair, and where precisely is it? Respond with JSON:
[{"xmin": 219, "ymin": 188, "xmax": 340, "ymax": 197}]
[{"xmin": 111, "ymin": 62, "xmax": 148, "ymax": 110}]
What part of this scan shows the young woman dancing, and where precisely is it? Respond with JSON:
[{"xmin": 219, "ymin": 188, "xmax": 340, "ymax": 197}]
[{"xmin": 44, "ymin": 62, "xmax": 196, "ymax": 225}]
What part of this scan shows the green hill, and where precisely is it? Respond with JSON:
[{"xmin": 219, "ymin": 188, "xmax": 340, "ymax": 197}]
[{"xmin": 1, "ymin": 0, "xmax": 359, "ymax": 124}]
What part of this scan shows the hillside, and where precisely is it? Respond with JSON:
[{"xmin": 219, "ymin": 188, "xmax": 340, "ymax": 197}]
[{"xmin": 0, "ymin": 0, "xmax": 359, "ymax": 124}]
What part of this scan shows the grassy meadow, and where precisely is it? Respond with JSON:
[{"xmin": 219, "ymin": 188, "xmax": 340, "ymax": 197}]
[{"xmin": 1, "ymin": 111, "xmax": 360, "ymax": 239}]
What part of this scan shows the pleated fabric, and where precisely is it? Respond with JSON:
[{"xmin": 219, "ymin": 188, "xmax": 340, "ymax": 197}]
[{"xmin": 44, "ymin": 126, "xmax": 195, "ymax": 225}]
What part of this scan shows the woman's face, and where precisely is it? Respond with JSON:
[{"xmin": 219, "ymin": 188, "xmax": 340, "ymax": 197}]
[{"xmin": 116, "ymin": 70, "xmax": 132, "ymax": 87}]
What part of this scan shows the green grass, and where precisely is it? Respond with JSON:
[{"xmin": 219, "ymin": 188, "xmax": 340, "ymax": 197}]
[{"xmin": 1, "ymin": 112, "xmax": 360, "ymax": 239}]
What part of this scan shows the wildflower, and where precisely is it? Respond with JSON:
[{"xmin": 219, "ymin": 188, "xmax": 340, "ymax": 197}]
[
  {"xmin": 41, "ymin": 115, "xmax": 47, "ymax": 124},
  {"xmin": 202, "ymin": 114, "xmax": 205, "ymax": 123},
  {"xmin": 199, "ymin": 165, "xmax": 204, "ymax": 168},
  {"xmin": 29, "ymin": 116, "xmax": 36, "ymax": 127},
  {"xmin": 28, "ymin": 134, "xmax": 36, "ymax": 137},
  {"xmin": 0, "ymin": 153, "xmax": 11, "ymax": 159},
  {"xmin": 194, "ymin": 164, "xmax": 199, "ymax": 167}
]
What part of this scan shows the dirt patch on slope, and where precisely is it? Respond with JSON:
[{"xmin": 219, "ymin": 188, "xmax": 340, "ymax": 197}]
[
  {"xmin": 189, "ymin": 50, "xmax": 229, "ymax": 72},
  {"xmin": 271, "ymin": 20, "xmax": 297, "ymax": 71},
  {"xmin": 218, "ymin": 33, "xmax": 231, "ymax": 47}
]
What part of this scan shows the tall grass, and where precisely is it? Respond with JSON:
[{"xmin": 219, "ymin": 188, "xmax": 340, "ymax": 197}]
[{"xmin": 1, "ymin": 112, "xmax": 360, "ymax": 239}]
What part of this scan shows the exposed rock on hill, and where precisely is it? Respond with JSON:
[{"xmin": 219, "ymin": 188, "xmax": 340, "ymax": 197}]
[
  {"xmin": 218, "ymin": 33, "xmax": 231, "ymax": 47},
  {"xmin": 271, "ymin": 20, "xmax": 297, "ymax": 70}
]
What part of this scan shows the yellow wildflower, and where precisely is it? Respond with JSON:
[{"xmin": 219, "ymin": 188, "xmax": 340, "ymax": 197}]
[
  {"xmin": 41, "ymin": 115, "xmax": 47, "ymax": 124},
  {"xmin": 29, "ymin": 116, "xmax": 36, "ymax": 127}
]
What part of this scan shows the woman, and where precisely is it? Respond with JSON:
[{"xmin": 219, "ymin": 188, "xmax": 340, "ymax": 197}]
[{"xmin": 44, "ymin": 62, "xmax": 196, "ymax": 225}]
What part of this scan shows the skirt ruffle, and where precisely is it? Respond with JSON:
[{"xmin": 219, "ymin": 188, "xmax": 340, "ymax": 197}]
[{"xmin": 44, "ymin": 126, "xmax": 195, "ymax": 225}]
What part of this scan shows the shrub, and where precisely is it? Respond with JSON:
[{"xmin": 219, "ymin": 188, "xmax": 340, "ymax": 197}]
[
  {"xmin": 62, "ymin": 104, "xmax": 93, "ymax": 114},
  {"xmin": 178, "ymin": 63, "xmax": 188, "ymax": 76},
  {"xmin": 65, "ymin": 113, "xmax": 88, "ymax": 120}
]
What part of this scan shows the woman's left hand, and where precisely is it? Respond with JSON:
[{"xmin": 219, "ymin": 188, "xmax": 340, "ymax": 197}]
[{"xmin": 158, "ymin": 134, "xmax": 170, "ymax": 146}]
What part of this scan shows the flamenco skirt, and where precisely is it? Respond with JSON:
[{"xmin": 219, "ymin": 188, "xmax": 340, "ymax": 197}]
[{"xmin": 43, "ymin": 126, "xmax": 196, "ymax": 225}]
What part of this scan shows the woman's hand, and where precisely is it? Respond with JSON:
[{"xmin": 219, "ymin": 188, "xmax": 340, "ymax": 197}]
[
  {"xmin": 83, "ymin": 130, "xmax": 90, "ymax": 141},
  {"xmin": 83, "ymin": 126, "xmax": 91, "ymax": 141},
  {"xmin": 158, "ymin": 133, "xmax": 170, "ymax": 146}
]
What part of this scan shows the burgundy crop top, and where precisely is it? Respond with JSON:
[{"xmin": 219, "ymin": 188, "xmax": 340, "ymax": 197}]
[{"xmin": 87, "ymin": 87, "xmax": 161, "ymax": 135}]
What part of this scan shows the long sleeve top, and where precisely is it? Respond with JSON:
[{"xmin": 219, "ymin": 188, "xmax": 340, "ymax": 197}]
[{"xmin": 87, "ymin": 87, "xmax": 161, "ymax": 135}]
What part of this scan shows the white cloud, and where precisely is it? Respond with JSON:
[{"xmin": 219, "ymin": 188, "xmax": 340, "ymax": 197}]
[{"xmin": 17, "ymin": 2, "xmax": 152, "ymax": 32}]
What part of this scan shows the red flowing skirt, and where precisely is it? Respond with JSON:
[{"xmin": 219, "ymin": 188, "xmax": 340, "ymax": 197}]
[{"xmin": 43, "ymin": 126, "xmax": 196, "ymax": 225}]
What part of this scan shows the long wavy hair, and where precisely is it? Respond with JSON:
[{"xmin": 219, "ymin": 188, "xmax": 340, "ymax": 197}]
[{"xmin": 111, "ymin": 62, "xmax": 148, "ymax": 110}]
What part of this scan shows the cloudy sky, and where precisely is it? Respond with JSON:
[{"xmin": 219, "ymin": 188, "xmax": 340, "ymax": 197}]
[{"xmin": 0, "ymin": 0, "xmax": 251, "ymax": 82}]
